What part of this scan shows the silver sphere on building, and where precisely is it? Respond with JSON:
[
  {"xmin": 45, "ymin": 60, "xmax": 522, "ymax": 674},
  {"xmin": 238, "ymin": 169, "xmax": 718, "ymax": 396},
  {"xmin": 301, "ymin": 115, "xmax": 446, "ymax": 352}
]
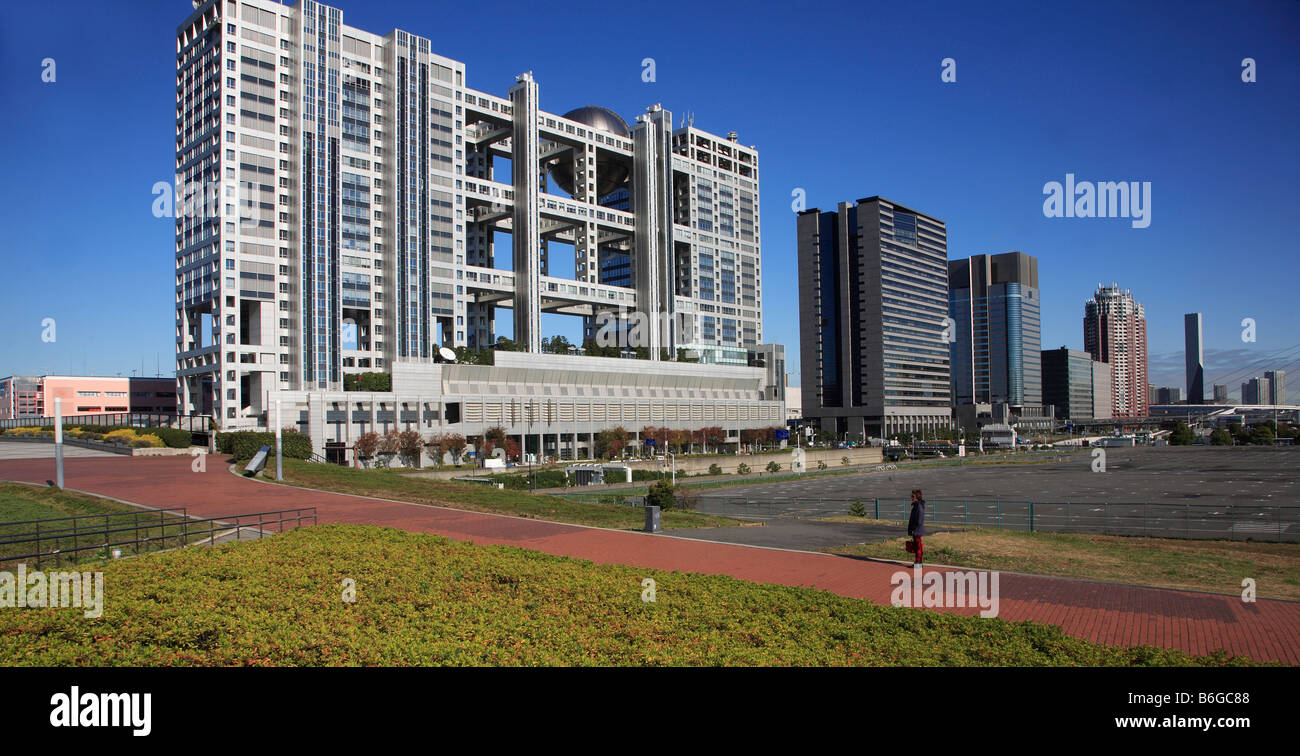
[{"xmin": 547, "ymin": 105, "xmax": 632, "ymax": 198}]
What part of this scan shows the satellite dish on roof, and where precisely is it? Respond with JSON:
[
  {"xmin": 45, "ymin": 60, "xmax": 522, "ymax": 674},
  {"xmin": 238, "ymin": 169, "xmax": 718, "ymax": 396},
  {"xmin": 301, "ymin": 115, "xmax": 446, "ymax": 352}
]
[{"xmin": 438, "ymin": 346, "xmax": 457, "ymax": 363}]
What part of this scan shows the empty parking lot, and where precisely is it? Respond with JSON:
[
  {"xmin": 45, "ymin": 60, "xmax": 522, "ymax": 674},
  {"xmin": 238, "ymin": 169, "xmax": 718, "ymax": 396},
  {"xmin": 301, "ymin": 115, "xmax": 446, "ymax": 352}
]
[{"xmin": 692, "ymin": 447, "xmax": 1300, "ymax": 540}]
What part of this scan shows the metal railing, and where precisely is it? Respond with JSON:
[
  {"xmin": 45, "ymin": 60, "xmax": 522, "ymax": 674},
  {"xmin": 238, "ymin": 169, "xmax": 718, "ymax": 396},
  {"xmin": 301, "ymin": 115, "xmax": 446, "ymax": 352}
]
[
  {"xmin": 0, "ymin": 507, "xmax": 317, "ymax": 568},
  {"xmin": 0, "ymin": 413, "xmax": 211, "ymax": 432},
  {"xmin": 561, "ymin": 492, "xmax": 1297, "ymax": 542}
]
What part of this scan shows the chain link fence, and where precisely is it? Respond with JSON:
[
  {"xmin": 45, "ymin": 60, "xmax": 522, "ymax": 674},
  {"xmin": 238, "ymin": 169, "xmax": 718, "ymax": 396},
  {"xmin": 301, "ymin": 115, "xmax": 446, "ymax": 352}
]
[{"xmin": 563, "ymin": 491, "xmax": 1298, "ymax": 542}]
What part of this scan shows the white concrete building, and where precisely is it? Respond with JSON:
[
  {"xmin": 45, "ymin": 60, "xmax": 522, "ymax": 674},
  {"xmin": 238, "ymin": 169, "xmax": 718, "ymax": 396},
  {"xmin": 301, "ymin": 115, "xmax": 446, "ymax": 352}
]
[
  {"xmin": 271, "ymin": 352, "xmax": 784, "ymax": 463},
  {"xmin": 174, "ymin": 0, "xmax": 766, "ymax": 428}
]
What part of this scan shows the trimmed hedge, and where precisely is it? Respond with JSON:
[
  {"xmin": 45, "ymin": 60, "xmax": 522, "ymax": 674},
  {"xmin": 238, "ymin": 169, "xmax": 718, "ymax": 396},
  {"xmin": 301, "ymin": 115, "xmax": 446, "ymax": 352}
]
[
  {"xmin": 149, "ymin": 427, "xmax": 194, "ymax": 449},
  {"xmin": 1, "ymin": 424, "xmax": 190, "ymax": 448},
  {"xmin": 219, "ymin": 430, "xmax": 312, "ymax": 460}
]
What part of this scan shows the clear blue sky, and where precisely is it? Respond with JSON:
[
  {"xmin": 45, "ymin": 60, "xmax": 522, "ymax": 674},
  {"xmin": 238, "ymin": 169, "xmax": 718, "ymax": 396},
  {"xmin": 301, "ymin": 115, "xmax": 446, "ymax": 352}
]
[{"xmin": 1, "ymin": 0, "xmax": 1297, "ymax": 399}]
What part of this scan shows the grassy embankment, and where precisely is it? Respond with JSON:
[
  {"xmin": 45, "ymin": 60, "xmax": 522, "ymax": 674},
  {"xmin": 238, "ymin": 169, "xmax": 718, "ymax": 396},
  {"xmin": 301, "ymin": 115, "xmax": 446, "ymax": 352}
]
[
  {"xmin": 0, "ymin": 523, "xmax": 1253, "ymax": 666},
  {"xmin": 829, "ymin": 526, "xmax": 1300, "ymax": 600},
  {"xmin": 0, "ymin": 482, "xmax": 202, "ymax": 565},
  {"xmin": 252, "ymin": 457, "xmax": 738, "ymax": 530}
]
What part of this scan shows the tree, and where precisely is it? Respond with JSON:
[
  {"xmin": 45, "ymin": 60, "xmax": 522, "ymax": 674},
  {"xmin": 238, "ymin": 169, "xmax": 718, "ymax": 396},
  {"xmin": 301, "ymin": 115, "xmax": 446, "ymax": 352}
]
[
  {"xmin": 581, "ymin": 337, "xmax": 621, "ymax": 359},
  {"xmin": 817, "ymin": 460, "xmax": 828, "ymax": 470},
  {"xmin": 701, "ymin": 426, "xmax": 726, "ymax": 453},
  {"xmin": 595, "ymin": 426, "xmax": 629, "ymax": 459},
  {"xmin": 354, "ymin": 431, "xmax": 379, "ymax": 467},
  {"xmin": 1169, "ymin": 422, "xmax": 1196, "ymax": 446},
  {"xmin": 669, "ymin": 429, "xmax": 690, "ymax": 453},
  {"xmin": 541, "ymin": 334, "xmax": 574, "ymax": 354},
  {"xmin": 377, "ymin": 430, "xmax": 401, "ymax": 467},
  {"xmin": 640, "ymin": 425, "xmax": 668, "ymax": 455},
  {"xmin": 504, "ymin": 438, "xmax": 522, "ymax": 462},
  {"xmin": 1210, "ymin": 428, "xmax": 1232, "ymax": 446},
  {"xmin": 397, "ymin": 429, "xmax": 424, "ymax": 467},
  {"xmin": 765, "ymin": 460, "xmax": 780, "ymax": 474},
  {"xmin": 344, "ymin": 372, "xmax": 392, "ymax": 392},
  {"xmin": 708, "ymin": 463, "xmax": 722, "ymax": 475},
  {"xmin": 494, "ymin": 336, "xmax": 526, "ymax": 352},
  {"xmin": 425, "ymin": 433, "xmax": 447, "ymax": 464},
  {"xmin": 1249, "ymin": 424, "xmax": 1275, "ymax": 446},
  {"xmin": 737, "ymin": 463, "xmax": 751, "ymax": 475},
  {"xmin": 485, "ymin": 426, "xmax": 508, "ymax": 449},
  {"xmin": 453, "ymin": 346, "xmax": 493, "ymax": 365},
  {"xmin": 444, "ymin": 433, "xmax": 467, "ymax": 465},
  {"xmin": 849, "ymin": 499, "xmax": 867, "ymax": 517},
  {"xmin": 645, "ymin": 479, "xmax": 677, "ymax": 511}
]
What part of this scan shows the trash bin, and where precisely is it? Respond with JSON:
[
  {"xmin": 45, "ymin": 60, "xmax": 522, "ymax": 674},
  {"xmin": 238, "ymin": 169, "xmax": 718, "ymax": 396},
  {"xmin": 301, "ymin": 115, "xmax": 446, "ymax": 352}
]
[{"xmin": 644, "ymin": 505, "xmax": 661, "ymax": 533}]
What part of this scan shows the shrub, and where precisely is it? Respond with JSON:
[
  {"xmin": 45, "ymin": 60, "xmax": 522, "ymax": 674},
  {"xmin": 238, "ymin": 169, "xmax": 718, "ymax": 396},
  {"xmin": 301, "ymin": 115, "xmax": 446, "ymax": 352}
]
[
  {"xmin": 736, "ymin": 463, "xmax": 751, "ymax": 475},
  {"xmin": 354, "ymin": 432, "xmax": 380, "ymax": 465},
  {"xmin": 765, "ymin": 461, "xmax": 781, "ymax": 473},
  {"xmin": 397, "ymin": 430, "xmax": 424, "ymax": 467},
  {"xmin": 708, "ymin": 463, "xmax": 722, "ymax": 475},
  {"xmin": 378, "ymin": 430, "xmax": 401, "ymax": 458},
  {"xmin": 849, "ymin": 499, "xmax": 868, "ymax": 517},
  {"xmin": 817, "ymin": 460, "xmax": 828, "ymax": 470},
  {"xmin": 105, "ymin": 429, "xmax": 137, "ymax": 444},
  {"xmin": 130, "ymin": 435, "xmax": 164, "ymax": 449},
  {"xmin": 645, "ymin": 479, "xmax": 676, "ymax": 511},
  {"xmin": 224, "ymin": 430, "xmax": 312, "ymax": 461},
  {"xmin": 150, "ymin": 427, "xmax": 194, "ymax": 449},
  {"xmin": 841, "ymin": 456, "xmax": 851, "ymax": 466}
]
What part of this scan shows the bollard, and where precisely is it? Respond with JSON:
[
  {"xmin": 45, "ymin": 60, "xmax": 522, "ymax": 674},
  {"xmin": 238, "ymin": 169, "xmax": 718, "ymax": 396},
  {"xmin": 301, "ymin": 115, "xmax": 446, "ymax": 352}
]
[
  {"xmin": 644, "ymin": 505, "xmax": 661, "ymax": 533},
  {"xmin": 54, "ymin": 398, "xmax": 64, "ymax": 490}
]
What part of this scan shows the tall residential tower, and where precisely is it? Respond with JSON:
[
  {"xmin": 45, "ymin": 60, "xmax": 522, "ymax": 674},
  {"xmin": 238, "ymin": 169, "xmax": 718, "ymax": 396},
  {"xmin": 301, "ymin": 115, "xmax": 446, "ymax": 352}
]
[{"xmin": 1083, "ymin": 284, "xmax": 1149, "ymax": 418}]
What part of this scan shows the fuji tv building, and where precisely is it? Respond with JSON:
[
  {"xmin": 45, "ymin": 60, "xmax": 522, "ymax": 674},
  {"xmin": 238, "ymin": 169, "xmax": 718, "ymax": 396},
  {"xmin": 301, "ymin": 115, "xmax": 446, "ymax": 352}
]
[{"xmin": 174, "ymin": 0, "xmax": 784, "ymax": 458}]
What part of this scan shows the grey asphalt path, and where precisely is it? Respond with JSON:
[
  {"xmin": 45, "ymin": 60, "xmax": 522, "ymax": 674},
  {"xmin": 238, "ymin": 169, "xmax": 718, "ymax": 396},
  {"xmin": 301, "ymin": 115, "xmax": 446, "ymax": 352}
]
[
  {"xmin": 0, "ymin": 439, "xmax": 118, "ymax": 460},
  {"xmin": 666, "ymin": 518, "xmax": 949, "ymax": 551}
]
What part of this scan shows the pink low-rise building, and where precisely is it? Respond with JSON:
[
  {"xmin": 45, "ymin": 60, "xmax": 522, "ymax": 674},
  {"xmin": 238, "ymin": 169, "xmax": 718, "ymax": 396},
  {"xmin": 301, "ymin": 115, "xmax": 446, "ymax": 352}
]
[{"xmin": 0, "ymin": 375, "xmax": 176, "ymax": 420}]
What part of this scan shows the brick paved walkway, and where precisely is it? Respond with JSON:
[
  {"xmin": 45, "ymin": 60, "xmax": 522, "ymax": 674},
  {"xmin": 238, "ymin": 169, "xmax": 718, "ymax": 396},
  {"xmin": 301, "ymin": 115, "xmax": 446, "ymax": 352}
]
[{"xmin": 2, "ymin": 453, "xmax": 1297, "ymax": 663}]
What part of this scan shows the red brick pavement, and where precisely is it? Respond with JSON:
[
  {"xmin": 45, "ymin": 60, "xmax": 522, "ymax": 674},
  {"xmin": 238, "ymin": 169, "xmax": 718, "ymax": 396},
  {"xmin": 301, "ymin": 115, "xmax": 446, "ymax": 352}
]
[{"xmin": 3, "ymin": 453, "xmax": 1297, "ymax": 663}]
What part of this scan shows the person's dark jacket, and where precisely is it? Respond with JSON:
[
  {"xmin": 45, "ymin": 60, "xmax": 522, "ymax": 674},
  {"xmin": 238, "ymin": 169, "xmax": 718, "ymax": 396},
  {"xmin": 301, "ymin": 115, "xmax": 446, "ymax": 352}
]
[{"xmin": 907, "ymin": 499, "xmax": 926, "ymax": 537}]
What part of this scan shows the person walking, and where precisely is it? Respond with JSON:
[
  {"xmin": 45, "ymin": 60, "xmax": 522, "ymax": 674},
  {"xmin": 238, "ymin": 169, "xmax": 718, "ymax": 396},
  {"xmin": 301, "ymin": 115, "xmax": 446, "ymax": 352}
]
[{"xmin": 906, "ymin": 488, "xmax": 926, "ymax": 566}]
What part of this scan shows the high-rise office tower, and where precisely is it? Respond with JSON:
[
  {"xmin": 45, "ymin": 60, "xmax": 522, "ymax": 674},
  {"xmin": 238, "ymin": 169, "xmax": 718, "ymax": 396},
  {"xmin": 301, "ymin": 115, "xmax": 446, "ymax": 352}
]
[
  {"xmin": 1040, "ymin": 347, "xmax": 1093, "ymax": 420},
  {"xmin": 949, "ymin": 252, "xmax": 1042, "ymax": 409},
  {"xmin": 1213, "ymin": 384, "xmax": 1229, "ymax": 403},
  {"xmin": 1083, "ymin": 284, "xmax": 1149, "ymax": 418},
  {"xmin": 1242, "ymin": 376, "xmax": 1271, "ymax": 405},
  {"xmin": 1092, "ymin": 361, "xmax": 1113, "ymax": 420},
  {"xmin": 1265, "ymin": 370, "xmax": 1286, "ymax": 405},
  {"xmin": 1184, "ymin": 312, "xmax": 1204, "ymax": 404},
  {"xmin": 174, "ymin": 0, "xmax": 764, "ymax": 426},
  {"xmin": 797, "ymin": 197, "xmax": 951, "ymax": 439}
]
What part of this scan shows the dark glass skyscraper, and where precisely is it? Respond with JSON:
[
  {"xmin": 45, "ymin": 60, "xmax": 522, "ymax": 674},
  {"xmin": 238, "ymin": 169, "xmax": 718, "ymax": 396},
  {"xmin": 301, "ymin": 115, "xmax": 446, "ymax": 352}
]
[
  {"xmin": 948, "ymin": 252, "xmax": 1042, "ymax": 408},
  {"xmin": 797, "ymin": 197, "xmax": 951, "ymax": 439},
  {"xmin": 1185, "ymin": 312, "xmax": 1204, "ymax": 404}
]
